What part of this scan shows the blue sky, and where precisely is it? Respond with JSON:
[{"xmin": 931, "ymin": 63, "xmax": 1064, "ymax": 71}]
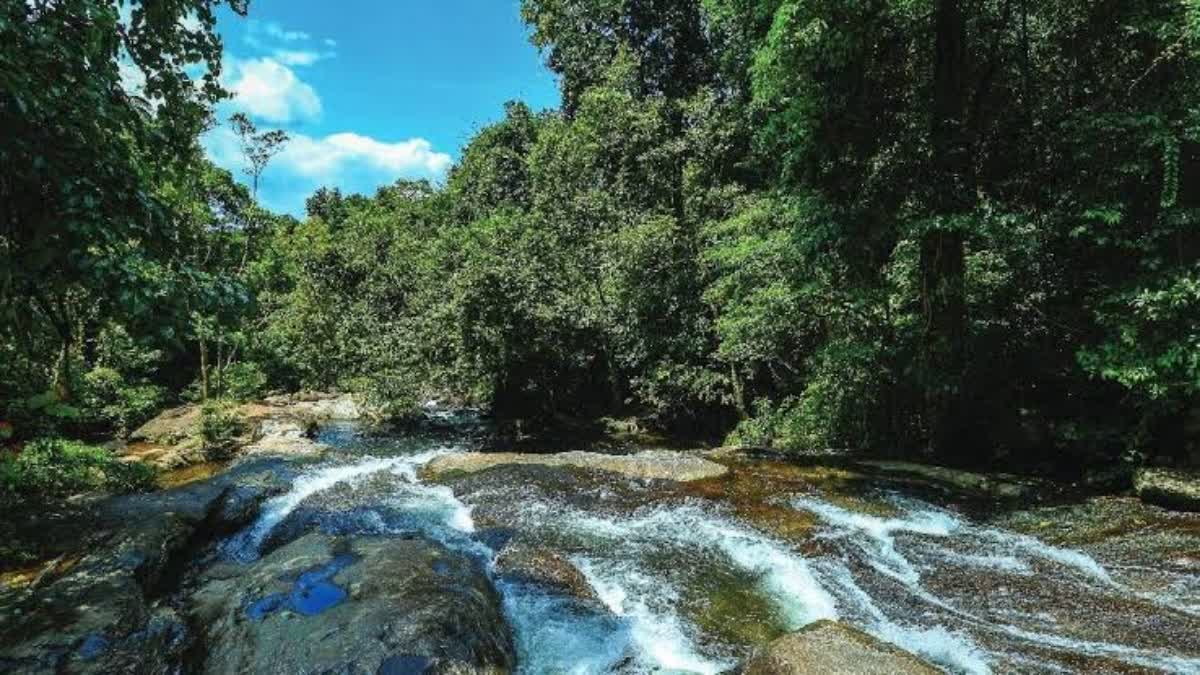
[{"xmin": 201, "ymin": 1, "xmax": 560, "ymax": 216}]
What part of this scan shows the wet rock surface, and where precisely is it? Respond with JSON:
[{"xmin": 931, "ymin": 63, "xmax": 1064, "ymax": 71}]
[
  {"xmin": 493, "ymin": 540, "xmax": 600, "ymax": 605},
  {"xmin": 744, "ymin": 620, "xmax": 939, "ymax": 675},
  {"xmin": 1135, "ymin": 467, "xmax": 1200, "ymax": 512},
  {"xmin": 189, "ymin": 532, "xmax": 513, "ymax": 674},
  {"xmin": 7, "ymin": 412, "xmax": 1200, "ymax": 674},
  {"xmin": 856, "ymin": 459, "xmax": 1053, "ymax": 502},
  {"xmin": 0, "ymin": 460, "xmax": 288, "ymax": 674},
  {"xmin": 423, "ymin": 449, "xmax": 728, "ymax": 483}
]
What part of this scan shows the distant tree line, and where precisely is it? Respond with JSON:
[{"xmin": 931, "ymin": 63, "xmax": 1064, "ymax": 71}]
[{"xmin": 2, "ymin": 0, "xmax": 1199, "ymax": 476}]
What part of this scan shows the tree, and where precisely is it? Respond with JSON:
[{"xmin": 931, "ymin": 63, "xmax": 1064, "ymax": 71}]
[
  {"xmin": 229, "ymin": 112, "xmax": 289, "ymax": 200},
  {"xmin": 0, "ymin": 0, "xmax": 248, "ymax": 401},
  {"xmin": 228, "ymin": 112, "xmax": 288, "ymax": 270}
]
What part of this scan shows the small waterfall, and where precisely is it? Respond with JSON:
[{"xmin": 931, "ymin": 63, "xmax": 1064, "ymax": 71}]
[
  {"xmin": 217, "ymin": 427, "xmax": 1200, "ymax": 674},
  {"xmin": 791, "ymin": 494, "xmax": 1200, "ymax": 674},
  {"xmin": 222, "ymin": 447, "xmax": 464, "ymax": 561}
]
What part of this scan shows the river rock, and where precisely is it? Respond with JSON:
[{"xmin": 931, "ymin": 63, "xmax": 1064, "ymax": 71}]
[
  {"xmin": 126, "ymin": 394, "xmax": 362, "ymax": 470},
  {"xmin": 189, "ymin": 532, "xmax": 513, "ymax": 674},
  {"xmin": 1134, "ymin": 467, "xmax": 1200, "ymax": 512},
  {"xmin": 262, "ymin": 391, "xmax": 363, "ymax": 420},
  {"xmin": 856, "ymin": 460, "xmax": 1049, "ymax": 501},
  {"xmin": 494, "ymin": 541, "xmax": 599, "ymax": 604},
  {"xmin": 129, "ymin": 404, "xmax": 202, "ymax": 446},
  {"xmin": 0, "ymin": 463, "xmax": 286, "ymax": 674},
  {"xmin": 743, "ymin": 620, "xmax": 939, "ymax": 675},
  {"xmin": 423, "ymin": 450, "xmax": 727, "ymax": 483}
]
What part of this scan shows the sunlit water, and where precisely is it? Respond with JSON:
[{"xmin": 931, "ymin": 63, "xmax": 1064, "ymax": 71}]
[{"xmin": 219, "ymin": 423, "xmax": 1200, "ymax": 674}]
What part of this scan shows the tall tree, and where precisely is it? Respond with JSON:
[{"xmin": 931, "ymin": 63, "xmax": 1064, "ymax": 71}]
[
  {"xmin": 0, "ymin": 0, "xmax": 248, "ymax": 400},
  {"xmin": 228, "ymin": 112, "xmax": 288, "ymax": 269}
]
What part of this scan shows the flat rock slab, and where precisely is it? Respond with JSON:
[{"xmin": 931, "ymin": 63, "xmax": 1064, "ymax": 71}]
[
  {"xmin": 423, "ymin": 450, "xmax": 728, "ymax": 483},
  {"xmin": 744, "ymin": 620, "xmax": 939, "ymax": 675},
  {"xmin": 125, "ymin": 393, "xmax": 362, "ymax": 471},
  {"xmin": 857, "ymin": 460, "xmax": 1048, "ymax": 501}
]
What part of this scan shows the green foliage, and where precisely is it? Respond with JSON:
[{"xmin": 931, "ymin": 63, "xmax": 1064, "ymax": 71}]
[
  {"xmin": 0, "ymin": 438, "xmax": 156, "ymax": 503},
  {"xmin": 1081, "ymin": 266, "xmax": 1200, "ymax": 401},
  {"xmin": 197, "ymin": 400, "xmax": 244, "ymax": 454},
  {"xmin": 3, "ymin": 0, "xmax": 1200, "ymax": 477},
  {"xmin": 80, "ymin": 367, "xmax": 165, "ymax": 437},
  {"xmin": 218, "ymin": 362, "xmax": 270, "ymax": 402}
]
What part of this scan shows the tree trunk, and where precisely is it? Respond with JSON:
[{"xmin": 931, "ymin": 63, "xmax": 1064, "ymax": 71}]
[
  {"xmin": 216, "ymin": 339, "xmax": 224, "ymax": 399},
  {"xmin": 922, "ymin": 0, "xmax": 971, "ymax": 458},
  {"xmin": 920, "ymin": 229, "xmax": 966, "ymax": 454},
  {"xmin": 53, "ymin": 336, "xmax": 73, "ymax": 401},
  {"xmin": 199, "ymin": 339, "xmax": 210, "ymax": 402}
]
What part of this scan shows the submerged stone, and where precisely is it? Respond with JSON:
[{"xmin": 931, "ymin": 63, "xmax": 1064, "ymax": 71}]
[
  {"xmin": 290, "ymin": 580, "xmax": 347, "ymax": 615},
  {"xmin": 77, "ymin": 633, "xmax": 110, "ymax": 660},
  {"xmin": 377, "ymin": 654, "xmax": 433, "ymax": 674}
]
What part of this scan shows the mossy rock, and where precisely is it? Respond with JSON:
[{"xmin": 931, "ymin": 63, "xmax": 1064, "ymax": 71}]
[
  {"xmin": 743, "ymin": 620, "xmax": 939, "ymax": 675},
  {"xmin": 683, "ymin": 568, "xmax": 789, "ymax": 647},
  {"xmin": 1135, "ymin": 467, "xmax": 1200, "ymax": 512}
]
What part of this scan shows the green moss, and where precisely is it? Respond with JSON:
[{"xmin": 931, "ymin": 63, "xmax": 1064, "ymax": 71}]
[{"xmin": 688, "ymin": 572, "xmax": 789, "ymax": 647}]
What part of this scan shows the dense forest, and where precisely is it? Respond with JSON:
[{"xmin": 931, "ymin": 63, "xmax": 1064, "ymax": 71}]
[{"xmin": 3, "ymin": 0, "xmax": 1200, "ymax": 498}]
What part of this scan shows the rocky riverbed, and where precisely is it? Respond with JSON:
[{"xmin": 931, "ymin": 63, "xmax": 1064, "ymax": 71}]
[{"xmin": 2, "ymin": 396, "xmax": 1199, "ymax": 674}]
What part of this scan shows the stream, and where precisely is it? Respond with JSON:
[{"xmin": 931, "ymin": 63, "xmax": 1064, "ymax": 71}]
[{"xmin": 210, "ymin": 420, "xmax": 1200, "ymax": 674}]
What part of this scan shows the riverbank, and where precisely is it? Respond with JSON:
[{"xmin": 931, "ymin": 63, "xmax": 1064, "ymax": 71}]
[{"xmin": 2, "ymin": 397, "xmax": 1199, "ymax": 673}]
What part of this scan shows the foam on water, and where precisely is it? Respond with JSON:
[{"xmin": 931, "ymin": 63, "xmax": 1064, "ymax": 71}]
[
  {"xmin": 220, "ymin": 425, "xmax": 1199, "ymax": 674},
  {"xmin": 497, "ymin": 579, "xmax": 631, "ymax": 674},
  {"xmin": 789, "ymin": 493, "xmax": 1200, "ymax": 673},
  {"xmin": 793, "ymin": 496, "xmax": 960, "ymax": 585},
  {"xmin": 820, "ymin": 559, "xmax": 993, "ymax": 674},
  {"xmin": 998, "ymin": 623, "xmax": 1200, "ymax": 673},
  {"xmin": 978, "ymin": 529, "xmax": 1113, "ymax": 584},
  {"xmin": 562, "ymin": 503, "xmax": 838, "ymax": 629},
  {"xmin": 223, "ymin": 447, "xmax": 463, "ymax": 560},
  {"xmin": 574, "ymin": 557, "xmax": 731, "ymax": 674},
  {"xmin": 793, "ymin": 495, "xmax": 1114, "ymax": 586}
]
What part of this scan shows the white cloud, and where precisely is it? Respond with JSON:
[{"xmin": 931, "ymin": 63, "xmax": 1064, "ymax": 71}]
[
  {"xmin": 271, "ymin": 49, "xmax": 334, "ymax": 66},
  {"xmin": 261, "ymin": 21, "xmax": 309, "ymax": 42},
  {"xmin": 279, "ymin": 132, "xmax": 453, "ymax": 180},
  {"xmin": 118, "ymin": 59, "xmax": 146, "ymax": 94},
  {"xmin": 224, "ymin": 57, "xmax": 321, "ymax": 123},
  {"xmin": 240, "ymin": 20, "xmax": 334, "ymax": 69},
  {"xmin": 203, "ymin": 126, "xmax": 453, "ymax": 215}
]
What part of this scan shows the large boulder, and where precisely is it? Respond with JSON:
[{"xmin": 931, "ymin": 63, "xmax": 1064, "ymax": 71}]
[
  {"xmin": 0, "ymin": 463, "xmax": 286, "ymax": 674},
  {"xmin": 188, "ymin": 533, "xmax": 514, "ymax": 674},
  {"xmin": 125, "ymin": 394, "xmax": 363, "ymax": 471},
  {"xmin": 261, "ymin": 391, "xmax": 363, "ymax": 421},
  {"xmin": 743, "ymin": 620, "xmax": 939, "ymax": 675},
  {"xmin": 423, "ymin": 450, "xmax": 727, "ymax": 483},
  {"xmin": 1135, "ymin": 467, "xmax": 1200, "ymax": 512}
]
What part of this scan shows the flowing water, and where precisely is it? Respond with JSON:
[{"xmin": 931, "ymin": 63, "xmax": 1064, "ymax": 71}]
[{"xmin": 217, "ymin": 421, "xmax": 1200, "ymax": 674}]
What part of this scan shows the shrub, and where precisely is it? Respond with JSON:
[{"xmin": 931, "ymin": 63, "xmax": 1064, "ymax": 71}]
[
  {"xmin": 218, "ymin": 361, "xmax": 269, "ymax": 401},
  {"xmin": 0, "ymin": 438, "xmax": 156, "ymax": 502},
  {"xmin": 197, "ymin": 400, "xmax": 244, "ymax": 455},
  {"xmin": 727, "ymin": 339, "xmax": 888, "ymax": 452},
  {"xmin": 80, "ymin": 366, "xmax": 165, "ymax": 436}
]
